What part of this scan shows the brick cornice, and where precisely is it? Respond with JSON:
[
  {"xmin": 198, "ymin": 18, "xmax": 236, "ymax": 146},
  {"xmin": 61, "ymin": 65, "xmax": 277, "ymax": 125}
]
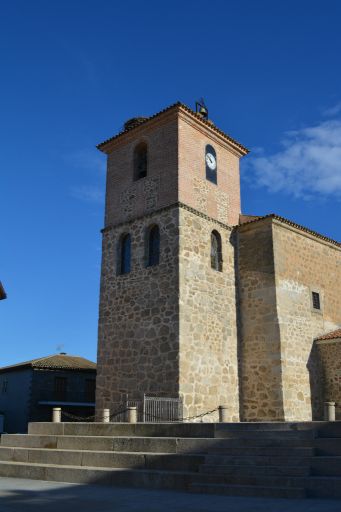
[
  {"xmin": 101, "ymin": 202, "xmax": 232, "ymax": 234},
  {"xmin": 97, "ymin": 102, "xmax": 248, "ymax": 156}
]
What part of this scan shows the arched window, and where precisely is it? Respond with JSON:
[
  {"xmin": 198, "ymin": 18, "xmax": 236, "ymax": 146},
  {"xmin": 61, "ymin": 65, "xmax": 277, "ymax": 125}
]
[
  {"xmin": 134, "ymin": 142, "xmax": 148, "ymax": 181},
  {"xmin": 118, "ymin": 233, "xmax": 131, "ymax": 274},
  {"xmin": 146, "ymin": 225, "xmax": 160, "ymax": 267},
  {"xmin": 211, "ymin": 230, "xmax": 222, "ymax": 271},
  {"xmin": 205, "ymin": 144, "xmax": 217, "ymax": 184}
]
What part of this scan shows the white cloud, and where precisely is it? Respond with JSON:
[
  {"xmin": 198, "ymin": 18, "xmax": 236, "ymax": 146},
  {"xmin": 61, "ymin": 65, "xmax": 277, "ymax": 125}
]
[
  {"xmin": 323, "ymin": 102, "xmax": 341, "ymax": 117},
  {"xmin": 243, "ymin": 114, "xmax": 341, "ymax": 200}
]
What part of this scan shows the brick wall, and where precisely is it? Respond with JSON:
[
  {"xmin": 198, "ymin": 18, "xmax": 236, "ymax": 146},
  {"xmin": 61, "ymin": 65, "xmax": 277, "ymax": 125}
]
[{"xmin": 178, "ymin": 114, "xmax": 241, "ymax": 226}]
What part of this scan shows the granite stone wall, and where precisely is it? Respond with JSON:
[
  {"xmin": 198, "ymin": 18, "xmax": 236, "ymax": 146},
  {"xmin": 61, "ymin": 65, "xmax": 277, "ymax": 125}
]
[
  {"xmin": 316, "ymin": 339, "xmax": 341, "ymax": 420},
  {"xmin": 272, "ymin": 221, "xmax": 341, "ymax": 420},
  {"xmin": 96, "ymin": 207, "xmax": 180, "ymax": 411},
  {"xmin": 178, "ymin": 207, "xmax": 239, "ymax": 421},
  {"xmin": 237, "ymin": 217, "xmax": 341, "ymax": 422},
  {"xmin": 237, "ymin": 219, "xmax": 284, "ymax": 421}
]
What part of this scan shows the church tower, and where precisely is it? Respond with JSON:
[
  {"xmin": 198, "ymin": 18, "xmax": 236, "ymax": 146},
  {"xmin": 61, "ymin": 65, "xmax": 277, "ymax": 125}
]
[{"xmin": 96, "ymin": 102, "xmax": 248, "ymax": 420}]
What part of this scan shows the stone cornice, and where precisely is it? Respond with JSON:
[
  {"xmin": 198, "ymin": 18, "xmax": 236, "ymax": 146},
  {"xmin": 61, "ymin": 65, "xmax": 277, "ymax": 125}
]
[{"xmin": 101, "ymin": 202, "xmax": 232, "ymax": 234}]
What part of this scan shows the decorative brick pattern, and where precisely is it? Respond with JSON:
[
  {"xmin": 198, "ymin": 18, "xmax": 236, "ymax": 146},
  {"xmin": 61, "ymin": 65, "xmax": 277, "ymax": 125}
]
[
  {"xmin": 120, "ymin": 184, "xmax": 137, "ymax": 218},
  {"xmin": 216, "ymin": 189, "xmax": 229, "ymax": 223},
  {"xmin": 143, "ymin": 176, "xmax": 159, "ymax": 211},
  {"xmin": 193, "ymin": 177, "xmax": 208, "ymax": 212}
]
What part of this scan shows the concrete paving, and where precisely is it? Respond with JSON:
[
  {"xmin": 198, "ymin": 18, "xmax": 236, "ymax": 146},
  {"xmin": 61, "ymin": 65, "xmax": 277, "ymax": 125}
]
[{"xmin": 0, "ymin": 477, "xmax": 340, "ymax": 512}]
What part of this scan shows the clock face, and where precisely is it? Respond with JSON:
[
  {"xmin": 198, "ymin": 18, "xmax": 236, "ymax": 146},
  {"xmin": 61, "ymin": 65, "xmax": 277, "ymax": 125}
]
[{"xmin": 206, "ymin": 152, "xmax": 217, "ymax": 170}]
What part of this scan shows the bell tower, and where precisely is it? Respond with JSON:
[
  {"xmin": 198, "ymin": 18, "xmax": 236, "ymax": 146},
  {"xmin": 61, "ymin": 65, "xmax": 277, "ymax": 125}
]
[{"xmin": 96, "ymin": 102, "xmax": 248, "ymax": 420}]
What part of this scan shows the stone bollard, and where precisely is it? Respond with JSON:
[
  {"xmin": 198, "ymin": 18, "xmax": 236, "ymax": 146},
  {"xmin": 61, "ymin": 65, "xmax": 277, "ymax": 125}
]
[
  {"xmin": 324, "ymin": 402, "xmax": 336, "ymax": 421},
  {"xmin": 218, "ymin": 405, "xmax": 229, "ymax": 423},
  {"xmin": 52, "ymin": 407, "xmax": 61, "ymax": 423},
  {"xmin": 127, "ymin": 406, "xmax": 137, "ymax": 423},
  {"xmin": 100, "ymin": 409, "xmax": 110, "ymax": 423}
]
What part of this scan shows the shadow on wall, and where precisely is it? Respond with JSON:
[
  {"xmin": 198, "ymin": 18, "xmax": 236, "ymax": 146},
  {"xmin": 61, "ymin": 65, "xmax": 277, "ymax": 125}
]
[{"xmin": 307, "ymin": 341, "xmax": 324, "ymax": 420}]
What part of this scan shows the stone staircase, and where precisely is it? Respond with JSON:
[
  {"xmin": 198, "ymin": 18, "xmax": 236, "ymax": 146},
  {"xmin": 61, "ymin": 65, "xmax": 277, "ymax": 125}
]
[{"xmin": 0, "ymin": 421, "xmax": 341, "ymax": 499}]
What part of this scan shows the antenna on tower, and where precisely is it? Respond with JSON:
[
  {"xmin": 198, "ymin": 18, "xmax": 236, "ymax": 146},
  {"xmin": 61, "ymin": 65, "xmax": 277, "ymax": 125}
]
[{"xmin": 195, "ymin": 98, "xmax": 208, "ymax": 120}]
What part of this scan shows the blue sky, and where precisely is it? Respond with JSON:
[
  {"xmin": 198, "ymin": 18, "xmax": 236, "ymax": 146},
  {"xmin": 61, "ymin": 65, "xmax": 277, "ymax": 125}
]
[{"xmin": 1, "ymin": 0, "xmax": 341, "ymax": 366}]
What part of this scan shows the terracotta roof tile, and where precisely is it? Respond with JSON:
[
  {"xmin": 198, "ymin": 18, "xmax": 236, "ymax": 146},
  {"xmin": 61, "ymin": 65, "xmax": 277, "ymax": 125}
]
[
  {"xmin": 315, "ymin": 329, "xmax": 341, "ymax": 341},
  {"xmin": 237, "ymin": 213, "xmax": 341, "ymax": 249},
  {"xmin": 0, "ymin": 354, "xmax": 96, "ymax": 373},
  {"xmin": 97, "ymin": 102, "xmax": 249, "ymax": 155}
]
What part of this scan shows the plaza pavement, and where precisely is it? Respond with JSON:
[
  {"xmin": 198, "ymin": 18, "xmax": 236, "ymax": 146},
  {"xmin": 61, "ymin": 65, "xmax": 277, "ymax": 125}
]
[{"xmin": 0, "ymin": 477, "xmax": 340, "ymax": 512}]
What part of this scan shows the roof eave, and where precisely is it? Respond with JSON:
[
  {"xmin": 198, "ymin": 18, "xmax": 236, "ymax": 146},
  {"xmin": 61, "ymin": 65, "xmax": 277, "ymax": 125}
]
[{"xmin": 96, "ymin": 102, "xmax": 249, "ymax": 156}]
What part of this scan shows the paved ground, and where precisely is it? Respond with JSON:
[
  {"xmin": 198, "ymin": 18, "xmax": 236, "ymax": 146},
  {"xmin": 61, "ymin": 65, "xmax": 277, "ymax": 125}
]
[{"xmin": 0, "ymin": 478, "xmax": 341, "ymax": 512}]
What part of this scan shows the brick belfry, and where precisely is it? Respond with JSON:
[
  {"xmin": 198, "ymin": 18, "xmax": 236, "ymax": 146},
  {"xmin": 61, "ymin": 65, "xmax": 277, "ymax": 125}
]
[
  {"xmin": 95, "ymin": 102, "xmax": 248, "ymax": 421},
  {"xmin": 95, "ymin": 101, "xmax": 341, "ymax": 422}
]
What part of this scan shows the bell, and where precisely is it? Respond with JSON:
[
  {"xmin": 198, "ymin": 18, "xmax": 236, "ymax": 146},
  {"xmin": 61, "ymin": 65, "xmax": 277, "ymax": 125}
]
[{"xmin": 198, "ymin": 105, "xmax": 208, "ymax": 119}]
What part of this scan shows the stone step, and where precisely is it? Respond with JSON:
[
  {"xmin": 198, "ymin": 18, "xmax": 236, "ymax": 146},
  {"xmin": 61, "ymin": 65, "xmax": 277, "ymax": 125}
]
[
  {"xmin": 215, "ymin": 422, "xmax": 322, "ymax": 432},
  {"xmin": 193, "ymin": 471, "xmax": 307, "ymax": 488},
  {"xmin": 0, "ymin": 446, "xmax": 204, "ymax": 471},
  {"xmin": 27, "ymin": 421, "xmax": 322, "ymax": 438},
  {"xmin": 27, "ymin": 422, "xmax": 217, "ymax": 438},
  {"xmin": 214, "ymin": 429, "xmax": 315, "ymax": 440},
  {"xmin": 207, "ymin": 446, "xmax": 314, "ymax": 457},
  {"xmin": 1, "ymin": 433, "xmax": 315, "ymax": 453},
  {"xmin": 316, "ymin": 423, "xmax": 341, "ymax": 439},
  {"xmin": 314, "ymin": 438, "xmax": 341, "ymax": 456},
  {"xmin": 204, "ymin": 454, "xmax": 312, "ymax": 466},
  {"xmin": 306, "ymin": 476, "xmax": 341, "ymax": 498},
  {"xmin": 189, "ymin": 482, "xmax": 306, "ymax": 499},
  {"xmin": 0, "ymin": 461, "xmax": 192, "ymax": 491},
  {"xmin": 199, "ymin": 464, "xmax": 310, "ymax": 477},
  {"xmin": 311, "ymin": 456, "xmax": 341, "ymax": 476},
  {"xmin": 0, "ymin": 434, "xmax": 219, "ymax": 453}
]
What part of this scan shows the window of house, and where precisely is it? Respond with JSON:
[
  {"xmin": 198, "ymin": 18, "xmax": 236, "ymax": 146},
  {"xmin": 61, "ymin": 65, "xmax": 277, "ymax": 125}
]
[
  {"xmin": 134, "ymin": 142, "xmax": 148, "ymax": 181},
  {"xmin": 1, "ymin": 380, "xmax": 8, "ymax": 393},
  {"xmin": 146, "ymin": 225, "xmax": 160, "ymax": 267},
  {"xmin": 84, "ymin": 379, "xmax": 96, "ymax": 402},
  {"xmin": 211, "ymin": 230, "xmax": 223, "ymax": 271},
  {"xmin": 118, "ymin": 233, "xmax": 131, "ymax": 275},
  {"xmin": 312, "ymin": 291, "xmax": 321, "ymax": 310},
  {"xmin": 54, "ymin": 377, "xmax": 67, "ymax": 400}
]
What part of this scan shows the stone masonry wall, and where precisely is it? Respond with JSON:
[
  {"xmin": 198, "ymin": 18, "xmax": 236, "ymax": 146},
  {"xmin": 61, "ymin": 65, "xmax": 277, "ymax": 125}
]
[
  {"xmin": 96, "ymin": 207, "xmax": 180, "ymax": 411},
  {"xmin": 237, "ymin": 219, "xmax": 284, "ymax": 421},
  {"xmin": 316, "ymin": 339, "xmax": 341, "ymax": 420},
  {"xmin": 179, "ymin": 207, "xmax": 239, "ymax": 421},
  {"xmin": 273, "ymin": 222, "xmax": 341, "ymax": 420}
]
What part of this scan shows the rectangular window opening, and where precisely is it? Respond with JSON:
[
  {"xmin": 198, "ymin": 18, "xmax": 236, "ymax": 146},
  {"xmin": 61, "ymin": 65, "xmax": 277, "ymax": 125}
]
[
  {"xmin": 54, "ymin": 377, "xmax": 67, "ymax": 401},
  {"xmin": 312, "ymin": 291, "xmax": 321, "ymax": 310}
]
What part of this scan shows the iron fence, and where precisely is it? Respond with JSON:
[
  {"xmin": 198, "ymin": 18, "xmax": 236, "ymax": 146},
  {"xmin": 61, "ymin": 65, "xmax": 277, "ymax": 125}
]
[{"xmin": 111, "ymin": 395, "xmax": 183, "ymax": 422}]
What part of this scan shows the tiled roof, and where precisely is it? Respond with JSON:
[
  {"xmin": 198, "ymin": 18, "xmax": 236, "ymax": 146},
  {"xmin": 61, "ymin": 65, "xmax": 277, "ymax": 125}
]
[
  {"xmin": 0, "ymin": 281, "xmax": 6, "ymax": 300},
  {"xmin": 315, "ymin": 329, "xmax": 341, "ymax": 341},
  {"xmin": 237, "ymin": 213, "xmax": 341, "ymax": 249},
  {"xmin": 97, "ymin": 102, "xmax": 249, "ymax": 155},
  {"xmin": 0, "ymin": 354, "xmax": 96, "ymax": 373}
]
